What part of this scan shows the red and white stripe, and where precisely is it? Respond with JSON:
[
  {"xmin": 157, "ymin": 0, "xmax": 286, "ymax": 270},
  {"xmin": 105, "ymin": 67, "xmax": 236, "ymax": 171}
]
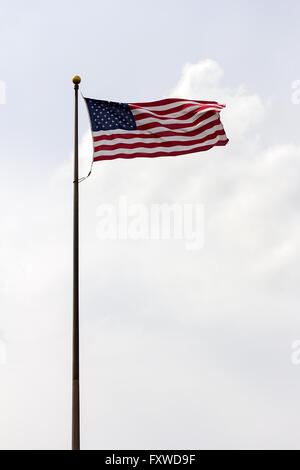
[{"xmin": 92, "ymin": 98, "xmax": 228, "ymax": 161}]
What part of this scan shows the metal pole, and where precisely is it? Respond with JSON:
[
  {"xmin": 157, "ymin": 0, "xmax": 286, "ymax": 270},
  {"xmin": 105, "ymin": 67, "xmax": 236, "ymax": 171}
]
[{"xmin": 72, "ymin": 75, "xmax": 81, "ymax": 451}]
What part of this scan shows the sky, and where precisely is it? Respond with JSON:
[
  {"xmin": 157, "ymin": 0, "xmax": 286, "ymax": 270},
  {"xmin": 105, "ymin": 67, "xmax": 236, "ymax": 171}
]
[{"xmin": 1, "ymin": 0, "xmax": 300, "ymax": 450}]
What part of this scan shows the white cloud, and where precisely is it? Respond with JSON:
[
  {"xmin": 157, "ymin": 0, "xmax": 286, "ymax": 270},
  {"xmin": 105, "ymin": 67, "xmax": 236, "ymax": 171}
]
[
  {"xmin": 172, "ymin": 59, "xmax": 266, "ymax": 139},
  {"xmin": 1, "ymin": 60, "xmax": 300, "ymax": 449}
]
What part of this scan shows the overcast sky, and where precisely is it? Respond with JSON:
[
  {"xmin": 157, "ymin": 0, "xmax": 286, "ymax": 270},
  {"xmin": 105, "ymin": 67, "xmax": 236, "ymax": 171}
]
[{"xmin": 1, "ymin": 0, "xmax": 300, "ymax": 450}]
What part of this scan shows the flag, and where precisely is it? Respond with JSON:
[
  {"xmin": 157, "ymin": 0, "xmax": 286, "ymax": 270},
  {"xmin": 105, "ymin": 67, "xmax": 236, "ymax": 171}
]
[{"xmin": 84, "ymin": 97, "xmax": 228, "ymax": 162}]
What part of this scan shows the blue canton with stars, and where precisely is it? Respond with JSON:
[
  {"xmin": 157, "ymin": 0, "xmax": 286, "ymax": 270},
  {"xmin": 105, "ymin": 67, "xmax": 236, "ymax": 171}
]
[{"xmin": 85, "ymin": 98, "xmax": 137, "ymax": 132}]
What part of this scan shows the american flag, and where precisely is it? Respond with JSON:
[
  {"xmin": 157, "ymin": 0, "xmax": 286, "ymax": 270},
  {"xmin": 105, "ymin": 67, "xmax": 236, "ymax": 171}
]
[{"xmin": 85, "ymin": 97, "xmax": 228, "ymax": 162}]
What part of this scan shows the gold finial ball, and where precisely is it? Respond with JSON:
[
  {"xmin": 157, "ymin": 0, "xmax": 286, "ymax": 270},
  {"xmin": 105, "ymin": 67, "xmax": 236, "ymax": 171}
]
[{"xmin": 72, "ymin": 75, "xmax": 81, "ymax": 85}]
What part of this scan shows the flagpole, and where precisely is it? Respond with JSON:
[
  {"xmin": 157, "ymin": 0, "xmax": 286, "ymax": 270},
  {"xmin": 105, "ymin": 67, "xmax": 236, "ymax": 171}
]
[{"xmin": 72, "ymin": 75, "xmax": 81, "ymax": 451}]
